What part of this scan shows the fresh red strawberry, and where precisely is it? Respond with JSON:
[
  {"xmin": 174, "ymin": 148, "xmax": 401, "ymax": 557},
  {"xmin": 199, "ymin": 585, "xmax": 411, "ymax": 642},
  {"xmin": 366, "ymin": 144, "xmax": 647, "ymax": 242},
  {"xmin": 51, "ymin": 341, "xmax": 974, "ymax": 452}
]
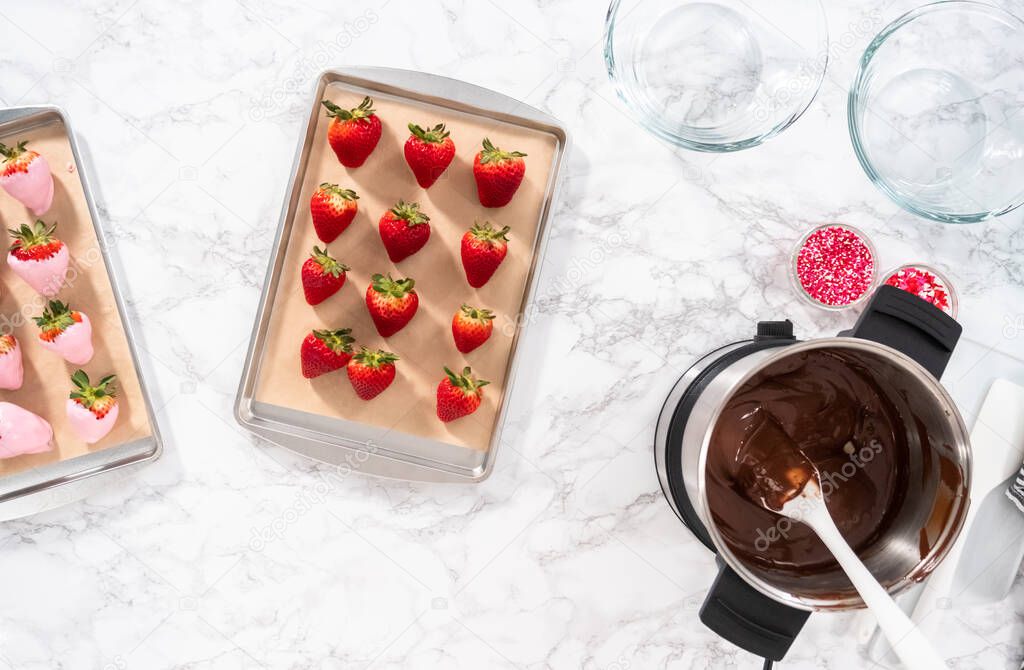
[
  {"xmin": 365, "ymin": 273, "xmax": 418, "ymax": 337},
  {"xmin": 310, "ymin": 183, "xmax": 358, "ymax": 242},
  {"xmin": 452, "ymin": 305, "xmax": 495, "ymax": 353},
  {"xmin": 436, "ymin": 366, "xmax": 489, "ymax": 422},
  {"xmin": 461, "ymin": 222, "xmax": 510, "ymax": 288},
  {"xmin": 301, "ymin": 246, "xmax": 349, "ymax": 305},
  {"xmin": 347, "ymin": 347, "xmax": 399, "ymax": 400},
  {"xmin": 404, "ymin": 123, "xmax": 456, "ymax": 188},
  {"xmin": 300, "ymin": 328, "xmax": 355, "ymax": 378},
  {"xmin": 321, "ymin": 97, "xmax": 382, "ymax": 167},
  {"xmin": 473, "ymin": 138, "xmax": 526, "ymax": 207},
  {"xmin": 378, "ymin": 200, "xmax": 431, "ymax": 262}
]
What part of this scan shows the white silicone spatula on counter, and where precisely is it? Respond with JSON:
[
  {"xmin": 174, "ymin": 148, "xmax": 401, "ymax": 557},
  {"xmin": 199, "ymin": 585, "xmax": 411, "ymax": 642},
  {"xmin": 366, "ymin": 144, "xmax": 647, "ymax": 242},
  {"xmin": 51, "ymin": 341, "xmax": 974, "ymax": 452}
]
[
  {"xmin": 861, "ymin": 379, "xmax": 1024, "ymax": 663},
  {"xmin": 778, "ymin": 479, "xmax": 949, "ymax": 670}
]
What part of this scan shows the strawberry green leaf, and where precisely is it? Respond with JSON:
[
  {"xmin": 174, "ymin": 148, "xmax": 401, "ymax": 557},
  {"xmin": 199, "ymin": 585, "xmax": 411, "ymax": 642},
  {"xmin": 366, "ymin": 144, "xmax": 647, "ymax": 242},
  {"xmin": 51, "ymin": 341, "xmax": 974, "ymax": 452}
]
[
  {"xmin": 469, "ymin": 221, "xmax": 511, "ymax": 243},
  {"xmin": 319, "ymin": 183, "xmax": 359, "ymax": 200},
  {"xmin": 322, "ymin": 97, "xmax": 376, "ymax": 121},
  {"xmin": 479, "ymin": 138, "xmax": 526, "ymax": 164},
  {"xmin": 352, "ymin": 347, "xmax": 399, "ymax": 367},
  {"xmin": 311, "ymin": 246, "xmax": 350, "ymax": 276},
  {"xmin": 371, "ymin": 273, "xmax": 415, "ymax": 297},
  {"xmin": 408, "ymin": 123, "xmax": 450, "ymax": 143},
  {"xmin": 313, "ymin": 328, "xmax": 355, "ymax": 353},
  {"xmin": 460, "ymin": 305, "xmax": 495, "ymax": 321},
  {"xmin": 390, "ymin": 200, "xmax": 430, "ymax": 226}
]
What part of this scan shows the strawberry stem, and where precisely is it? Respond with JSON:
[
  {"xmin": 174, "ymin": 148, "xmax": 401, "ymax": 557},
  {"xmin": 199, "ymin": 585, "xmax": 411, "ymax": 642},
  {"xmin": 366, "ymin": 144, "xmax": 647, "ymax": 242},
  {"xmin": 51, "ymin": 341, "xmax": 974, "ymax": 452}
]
[
  {"xmin": 0, "ymin": 140, "xmax": 28, "ymax": 160},
  {"xmin": 319, "ymin": 183, "xmax": 358, "ymax": 200},
  {"xmin": 469, "ymin": 221, "xmax": 510, "ymax": 242},
  {"xmin": 313, "ymin": 328, "xmax": 354, "ymax": 353},
  {"xmin": 370, "ymin": 273, "xmax": 415, "ymax": 297},
  {"xmin": 390, "ymin": 200, "xmax": 429, "ymax": 226},
  {"xmin": 460, "ymin": 305, "xmax": 495, "ymax": 322},
  {"xmin": 352, "ymin": 346, "xmax": 399, "ymax": 367},
  {"xmin": 311, "ymin": 245, "xmax": 350, "ymax": 276},
  {"xmin": 34, "ymin": 300, "xmax": 76, "ymax": 333},
  {"xmin": 443, "ymin": 366, "xmax": 490, "ymax": 394},
  {"xmin": 8, "ymin": 220, "xmax": 58, "ymax": 252},
  {"xmin": 408, "ymin": 123, "xmax": 450, "ymax": 143},
  {"xmin": 479, "ymin": 138, "xmax": 526, "ymax": 164},
  {"xmin": 69, "ymin": 369, "xmax": 117, "ymax": 407},
  {"xmin": 321, "ymin": 97, "xmax": 376, "ymax": 121}
]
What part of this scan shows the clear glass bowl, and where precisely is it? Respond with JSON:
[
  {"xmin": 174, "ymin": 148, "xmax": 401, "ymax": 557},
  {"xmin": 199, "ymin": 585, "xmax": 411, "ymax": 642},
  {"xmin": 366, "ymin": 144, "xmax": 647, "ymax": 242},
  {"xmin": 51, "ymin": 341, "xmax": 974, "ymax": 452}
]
[
  {"xmin": 849, "ymin": 1, "xmax": 1024, "ymax": 223},
  {"xmin": 604, "ymin": 0, "xmax": 829, "ymax": 152},
  {"xmin": 790, "ymin": 224, "xmax": 878, "ymax": 311}
]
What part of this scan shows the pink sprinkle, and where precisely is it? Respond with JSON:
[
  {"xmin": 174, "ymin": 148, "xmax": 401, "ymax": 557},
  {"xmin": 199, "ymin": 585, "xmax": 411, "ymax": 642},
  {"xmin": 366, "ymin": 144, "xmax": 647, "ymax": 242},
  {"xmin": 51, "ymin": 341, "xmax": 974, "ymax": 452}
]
[
  {"xmin": 795, "ymin": 225, "xmax": 875, "ymax": 307},
  {"xmin": 884, "ymin": 266, "xmax": 953, "ymax": 315}
]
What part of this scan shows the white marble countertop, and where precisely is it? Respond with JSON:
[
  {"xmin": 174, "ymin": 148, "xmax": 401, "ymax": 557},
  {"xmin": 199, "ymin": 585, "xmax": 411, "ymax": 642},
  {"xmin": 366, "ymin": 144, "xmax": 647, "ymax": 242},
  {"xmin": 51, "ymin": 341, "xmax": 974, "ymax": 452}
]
[{"xmin": 1, "ymin": 0, "xmax": 1022, "ymax": 668}]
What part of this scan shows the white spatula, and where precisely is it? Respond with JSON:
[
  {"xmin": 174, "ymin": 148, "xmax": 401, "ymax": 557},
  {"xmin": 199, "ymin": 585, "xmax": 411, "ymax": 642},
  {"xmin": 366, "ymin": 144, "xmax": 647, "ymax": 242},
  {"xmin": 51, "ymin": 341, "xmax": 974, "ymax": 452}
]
[
  {"xmin": 777, "ymin": 479, "xmax": 949, "ymax": 670},
  {"xmin": 862, "ymin": 379, "xmax": 1024, "ymax": 663}
]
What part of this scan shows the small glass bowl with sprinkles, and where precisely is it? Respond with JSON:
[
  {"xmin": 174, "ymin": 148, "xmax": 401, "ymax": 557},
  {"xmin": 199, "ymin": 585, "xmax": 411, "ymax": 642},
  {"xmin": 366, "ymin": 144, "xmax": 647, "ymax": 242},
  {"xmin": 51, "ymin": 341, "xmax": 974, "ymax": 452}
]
[
  {"xmin": 882, "ymin": 263, "xmax": 958, "ymax": 318},
  {"xmin": 791, "ymin": 224, "xmax": 877, "ymax": 310}
]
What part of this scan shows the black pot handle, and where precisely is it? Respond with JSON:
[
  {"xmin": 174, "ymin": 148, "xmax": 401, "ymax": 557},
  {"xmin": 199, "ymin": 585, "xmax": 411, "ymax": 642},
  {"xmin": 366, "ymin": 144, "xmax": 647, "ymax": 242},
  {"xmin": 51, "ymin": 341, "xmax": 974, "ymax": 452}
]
[
  {"xmin": 700, "ymin": 561, "xmax": 810, "ymax": 661},
  {"xmin": 841, "ymin": 285, "xmax": 962, "ymax": 379}
]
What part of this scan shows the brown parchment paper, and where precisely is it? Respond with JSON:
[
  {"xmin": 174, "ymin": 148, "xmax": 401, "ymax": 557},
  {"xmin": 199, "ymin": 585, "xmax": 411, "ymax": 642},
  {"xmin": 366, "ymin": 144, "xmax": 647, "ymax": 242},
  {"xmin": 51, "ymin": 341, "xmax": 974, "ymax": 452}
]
[
  {"xmin": 0, "ymin": 116, "xmax": 152, "ymax": 476},
  {"xmin": 254, "ymin": 82, "xmax": 559, "ymax": 451}
]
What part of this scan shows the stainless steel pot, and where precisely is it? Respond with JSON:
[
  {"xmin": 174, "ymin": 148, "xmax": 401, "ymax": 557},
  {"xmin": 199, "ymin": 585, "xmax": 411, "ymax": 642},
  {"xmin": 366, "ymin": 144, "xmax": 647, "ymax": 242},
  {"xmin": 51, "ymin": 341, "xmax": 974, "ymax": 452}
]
[
  {"xmin": 686, "ymin": 337, "xmax": 970, "ymax": 608},
  {"xmin": 655, "ymin": 286, "xmax": 972, "ymax": 660}
]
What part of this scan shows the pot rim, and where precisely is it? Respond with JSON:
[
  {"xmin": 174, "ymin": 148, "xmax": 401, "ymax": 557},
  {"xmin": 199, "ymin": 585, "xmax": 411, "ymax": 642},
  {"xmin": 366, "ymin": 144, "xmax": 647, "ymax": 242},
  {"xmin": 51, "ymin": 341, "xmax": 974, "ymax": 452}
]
[{"xmin": 695, "ymin": 336, "xmax": 972, "ymax": 611}]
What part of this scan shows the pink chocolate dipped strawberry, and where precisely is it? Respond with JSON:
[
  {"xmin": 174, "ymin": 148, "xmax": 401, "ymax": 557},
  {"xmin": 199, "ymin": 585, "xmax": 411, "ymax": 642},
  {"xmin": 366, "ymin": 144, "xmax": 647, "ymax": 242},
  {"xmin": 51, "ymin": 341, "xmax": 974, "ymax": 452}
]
[
  {"xmin": 0, "ymin": 402, "xmax": 53, "ymax": 459},
  {"xmin": 7, "ymin": 221, "xmax": 69, "ymax": 296},
  {"xmin": 0, "ymin": 334, "xmax": 24, "ymax": 390},
  {"xmin": 34, "ymin": 300, "xmax": 93, "ymax": 365},
  {"xmin": 0, "ymin": 141, "xmax": 54, "ymax": 215},
  {"xmin": 66, "ymin": 370, "xmax": 119, "ymax": 444}
]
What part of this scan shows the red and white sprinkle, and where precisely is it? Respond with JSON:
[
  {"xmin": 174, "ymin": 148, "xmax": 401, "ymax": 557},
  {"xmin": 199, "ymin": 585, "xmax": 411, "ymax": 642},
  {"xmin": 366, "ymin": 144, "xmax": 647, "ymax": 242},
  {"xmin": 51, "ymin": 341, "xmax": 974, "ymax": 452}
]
[
  {"xmin": 795, "ymin": 225, "xmax": 875, "ymax": 307},
  {"xmin": 884, "ymin": 265, "xmax": 954, "ymax": 316}
]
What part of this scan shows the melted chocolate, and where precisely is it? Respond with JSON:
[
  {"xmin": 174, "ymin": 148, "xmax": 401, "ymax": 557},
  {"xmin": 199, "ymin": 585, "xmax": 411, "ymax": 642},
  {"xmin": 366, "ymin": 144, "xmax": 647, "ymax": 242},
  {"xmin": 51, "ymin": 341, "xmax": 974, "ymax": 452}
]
[
  {"xmin": 707, "ymin": 350, "xmax": 909, "ymax": 576},
  {"xmin": 733, "ymin": 409, "xmax": 816, "ymax": 512}
]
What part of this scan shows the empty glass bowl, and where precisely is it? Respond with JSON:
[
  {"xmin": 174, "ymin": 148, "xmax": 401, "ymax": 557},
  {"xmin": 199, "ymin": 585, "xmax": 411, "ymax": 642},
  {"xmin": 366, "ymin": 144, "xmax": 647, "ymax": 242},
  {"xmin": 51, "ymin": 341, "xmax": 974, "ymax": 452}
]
[
  {"xmin": 604, "ymin": 0, "xmax": 829, "ymax": 151},
  {"xmin": 849, "ymin": 1, "xmax": 1024, "ymax": 223}
]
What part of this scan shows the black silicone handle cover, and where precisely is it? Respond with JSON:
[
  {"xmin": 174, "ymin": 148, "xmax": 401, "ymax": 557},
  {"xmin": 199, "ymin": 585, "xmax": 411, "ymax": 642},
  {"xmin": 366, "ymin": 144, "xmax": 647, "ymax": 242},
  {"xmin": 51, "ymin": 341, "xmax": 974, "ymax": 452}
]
[
  {"xmin": 700, "ymin": 562, "xmax": 811, "ymax": 661},
  {"xmin": 843, "ymin": 285, "xmax": 962, "ymax": 379}
]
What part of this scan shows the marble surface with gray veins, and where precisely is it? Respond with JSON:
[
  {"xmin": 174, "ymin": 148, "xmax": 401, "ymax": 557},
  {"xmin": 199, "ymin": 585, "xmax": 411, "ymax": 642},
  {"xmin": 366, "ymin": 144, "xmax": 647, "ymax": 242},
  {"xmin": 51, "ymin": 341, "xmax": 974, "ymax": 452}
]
[{"xmin": 0, "ymin": 0, "xmax": 1022, "ymax": 668}]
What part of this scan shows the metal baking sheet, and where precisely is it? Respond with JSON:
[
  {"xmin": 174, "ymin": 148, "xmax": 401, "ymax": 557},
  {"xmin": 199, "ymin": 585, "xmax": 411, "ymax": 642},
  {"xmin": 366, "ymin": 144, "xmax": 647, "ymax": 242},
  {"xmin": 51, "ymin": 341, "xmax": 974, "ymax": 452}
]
[
  {"xmin": 235, "ymin": 68, "xmax": 568, "ymax": 482},
  {"xmin": 0, "ymin": 106, "xmax": 162, "ymax": 519}
]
